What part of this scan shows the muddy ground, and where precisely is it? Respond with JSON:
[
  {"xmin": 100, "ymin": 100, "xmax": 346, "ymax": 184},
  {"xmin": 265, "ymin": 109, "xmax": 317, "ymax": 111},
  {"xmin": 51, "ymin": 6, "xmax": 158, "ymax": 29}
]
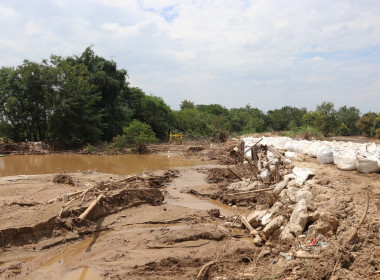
[{"xmin": 0, "ymin": 137, "xmax": 379, "ymax": 280}]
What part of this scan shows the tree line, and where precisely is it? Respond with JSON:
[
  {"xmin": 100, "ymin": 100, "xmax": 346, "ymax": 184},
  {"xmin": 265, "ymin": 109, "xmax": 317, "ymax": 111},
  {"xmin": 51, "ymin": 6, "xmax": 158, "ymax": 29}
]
[{"xmin": 0, "ymin": 47, "xmax": 379, "ymax": 149}]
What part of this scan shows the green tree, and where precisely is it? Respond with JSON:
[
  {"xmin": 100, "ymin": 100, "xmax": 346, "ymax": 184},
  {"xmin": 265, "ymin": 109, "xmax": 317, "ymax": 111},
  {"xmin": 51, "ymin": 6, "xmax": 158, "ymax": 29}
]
[
  {"xmin": 45, "ymin": 55, "xmax": 103, "ymax": 147},
  {"xmin": 126, "ymin": 87, "xmax": 175, "ymax": 140},
  {"xmin": 356, "ymin": 112, "xmax": 377, "ymax": 136},
  {"xmin": 196, "ymin": 104, "xmax": 229, "ymax": 116},
  {"xmin": 314, "ymin": 102, "xmax": 338, "ymax": 136},
  {"xmin": 180, "ymin": 100, "xmax": 195, "ymax": 110},
  {"xmin": 122, "ymin": 119, "xmax": 157, "ymax": 153},
  {"xmin": 336, "ymin": 106, "xmax": 360, "ymax": 136},
  {"xmin": 69, "ymin": 47, "xmax": 129, "ymax": 141},
  {"xmin": 267, "ymin": 106, "xmax": 307, "ymax": 131},
  {"xmin": 372, "ymin": 114, "xmax": 380, "ymax": 138},
  {"xmin": 229, "ymin": 105, "xmax": 267, "ymax": 134}
]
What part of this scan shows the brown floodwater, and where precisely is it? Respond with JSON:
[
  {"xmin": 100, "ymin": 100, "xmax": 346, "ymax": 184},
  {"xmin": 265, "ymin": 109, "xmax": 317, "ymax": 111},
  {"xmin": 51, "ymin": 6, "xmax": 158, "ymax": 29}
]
[{"xmin": 0, "ymin": 154, "xmax": 205, "ymax": 177}]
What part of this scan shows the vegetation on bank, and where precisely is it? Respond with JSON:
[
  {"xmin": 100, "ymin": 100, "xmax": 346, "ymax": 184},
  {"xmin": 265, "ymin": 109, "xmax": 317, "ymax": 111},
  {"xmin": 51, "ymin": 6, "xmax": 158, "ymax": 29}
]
[{"xmin": 0, "ymin": 47, "xmax": 379, "ymax": 152}]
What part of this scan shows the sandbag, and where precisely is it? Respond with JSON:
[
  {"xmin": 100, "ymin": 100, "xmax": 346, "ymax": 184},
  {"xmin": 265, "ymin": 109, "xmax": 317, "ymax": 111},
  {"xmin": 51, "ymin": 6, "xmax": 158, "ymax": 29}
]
[
  {"xmin": 317, "ymin": 146, "xmax": 334, "ymax": 164},
  {"xmin": 285, "ymin": 151, "xmax": 299, "ymax": 160},
  {"xmin": 307, "ymin": 142, "xmax": 320, "ymax": 158},
  {"xmin": 356, "ymin": 154, "xmax": 380, "ymax": 173},
  {"xmin": 334, "ymin": 150, "xmax": 357, "ymax": 171},
  {"xmin": 284, "ymin": 141, "xmax": 297, "ymax": 152}
]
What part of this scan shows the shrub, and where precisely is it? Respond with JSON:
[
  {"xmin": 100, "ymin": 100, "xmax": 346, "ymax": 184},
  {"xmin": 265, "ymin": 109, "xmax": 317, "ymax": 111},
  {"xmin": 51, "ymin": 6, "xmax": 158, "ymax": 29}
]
[
  {"xmin": 86, "ymin": 143, "xmax": 96, "ymax": 154},
  {"xmin": 111, "ymin": 120, "xmax": 158, "ymax": 153}
]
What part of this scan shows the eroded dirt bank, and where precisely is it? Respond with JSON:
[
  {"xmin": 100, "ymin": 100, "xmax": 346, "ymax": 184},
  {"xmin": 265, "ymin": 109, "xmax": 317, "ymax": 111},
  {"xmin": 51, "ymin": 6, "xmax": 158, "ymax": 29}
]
[{"xmin": 0, "ymin": 138, "xmax": 379, "ymax": 280}]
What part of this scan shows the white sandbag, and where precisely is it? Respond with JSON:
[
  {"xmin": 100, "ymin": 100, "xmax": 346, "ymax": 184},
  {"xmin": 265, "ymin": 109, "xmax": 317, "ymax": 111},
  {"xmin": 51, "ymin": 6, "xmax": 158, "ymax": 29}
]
[
  {"xmin": 284, "ymin": 141, "xmax": 296, "ymax": 152},
  {"xmin": 334, "ymin": 150, "xmax": 357, "ymax": 171},
  {"xmin": 356, "ymin": 154, "xmax": 380, "ymax": 173},
  {"xmin": 294, "ymin": 142, "xmax": 308, "ymax": 154},
  {"xmin": 285, "ymin": 151, "xmax": 299, "ymax": 160},
  {"xmin": 307, "ymin": 142, "xmax": 320, "ymax": 158},
  {"xmin": 317, "ymin": 146, "xmax": 334, "ymax": 164},
  {"xmin": 365, "ymin": 143, "xmax": 377, "ymax": 154}
]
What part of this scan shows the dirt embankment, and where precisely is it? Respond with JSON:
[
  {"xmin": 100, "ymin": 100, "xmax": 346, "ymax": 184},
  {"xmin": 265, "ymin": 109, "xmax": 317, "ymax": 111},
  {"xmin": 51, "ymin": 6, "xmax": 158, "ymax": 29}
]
[{"xmin": 0, "ymin": 137, "xmax": 379, "ymax": 280}]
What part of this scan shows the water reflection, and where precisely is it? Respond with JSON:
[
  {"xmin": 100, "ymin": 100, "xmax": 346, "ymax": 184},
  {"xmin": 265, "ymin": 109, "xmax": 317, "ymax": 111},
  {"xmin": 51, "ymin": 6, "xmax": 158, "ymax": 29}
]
[{"xmin": 0, "ymin": 154, "xmax": 204, "ymax": 177}]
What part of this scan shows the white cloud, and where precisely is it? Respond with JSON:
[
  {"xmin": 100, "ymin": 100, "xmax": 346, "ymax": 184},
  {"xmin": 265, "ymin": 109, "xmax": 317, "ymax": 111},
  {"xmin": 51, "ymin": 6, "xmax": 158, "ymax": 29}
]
[
  {"xmin": 0, "ymin": 4, "xmax": 19, "ymax": 20},
  {"xmin": 0, "ymin": 0, "xmax": 379, "ymax": 112}
]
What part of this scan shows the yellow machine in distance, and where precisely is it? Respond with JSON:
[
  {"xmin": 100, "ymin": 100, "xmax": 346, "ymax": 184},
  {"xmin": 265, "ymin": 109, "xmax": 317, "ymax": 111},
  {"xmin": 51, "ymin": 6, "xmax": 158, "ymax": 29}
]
[{"xmin": 169, "ymin": 131, "xmax": 183, "ymax": 144}]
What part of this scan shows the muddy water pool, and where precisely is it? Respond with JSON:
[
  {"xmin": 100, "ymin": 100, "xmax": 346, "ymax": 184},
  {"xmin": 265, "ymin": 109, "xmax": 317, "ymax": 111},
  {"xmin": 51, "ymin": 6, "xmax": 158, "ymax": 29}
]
[{"xmin": 0, "ymin": 154, "xmax": 204, "ymax": 177}]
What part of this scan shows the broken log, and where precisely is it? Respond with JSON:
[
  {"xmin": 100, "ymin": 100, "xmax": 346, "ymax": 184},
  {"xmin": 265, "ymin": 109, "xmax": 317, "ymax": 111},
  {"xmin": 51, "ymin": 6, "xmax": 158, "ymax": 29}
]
[{"xmin": 78, "ymin": 194, "xmax": 104, "ymax": 222}]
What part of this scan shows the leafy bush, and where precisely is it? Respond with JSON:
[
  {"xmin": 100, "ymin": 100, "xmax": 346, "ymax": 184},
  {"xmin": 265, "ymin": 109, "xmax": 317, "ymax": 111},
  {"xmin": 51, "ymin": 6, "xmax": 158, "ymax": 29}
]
[
  {"xmin": 86, "ymin": 143, "xmax": 96, "ymax": 154},
  {"xmin": 110, "ymin": 120, "xmax": 158, "ymax": 153}
]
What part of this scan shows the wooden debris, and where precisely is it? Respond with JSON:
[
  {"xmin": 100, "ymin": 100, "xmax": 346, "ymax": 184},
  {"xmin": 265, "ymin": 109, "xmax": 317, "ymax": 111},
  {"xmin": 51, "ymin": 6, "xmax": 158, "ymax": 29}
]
[
  {"xmin": 227, "ymin": 187, "xmax": 275, "ymax": 196},
  {"xmin": 196, "ymin": 260, "xmax": 216, "ymax": 280},
  {"xmin": 241, "ymin": 215, "xmax": 258, "ymax": 236},
  {"xmin": 227, "ymin": 167, "xmax": 243, "ymax": 181},
  {"xmin": 78, "ymin": 194, "xmax": 104, "ymax": 222}
]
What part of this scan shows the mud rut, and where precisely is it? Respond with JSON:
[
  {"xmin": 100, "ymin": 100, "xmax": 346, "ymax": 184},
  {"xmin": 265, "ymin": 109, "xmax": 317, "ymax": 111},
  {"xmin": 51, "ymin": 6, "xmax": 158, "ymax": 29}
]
[{"xmin": 0, "ymin": 140, "xmax": 379, "ymax": 280}]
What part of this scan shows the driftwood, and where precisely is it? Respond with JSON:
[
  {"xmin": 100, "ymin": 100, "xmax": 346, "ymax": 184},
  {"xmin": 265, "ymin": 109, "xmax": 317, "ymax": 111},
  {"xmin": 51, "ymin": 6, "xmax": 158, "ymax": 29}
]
[
  {"xmin": 78, "ymin": 194, "xmax": 104, "ymax": 222},
  {"xmin": 275, "ymin": 160, "xmax": 280, "ymax": 182},
  {"xmin": 227, "ymin": 167, "xmax": 243, "ymax": 181},
  {"xmin": 241, "ymin": 215, "xmax": 259, "ymax": 236},
  {"xmin": 239, "ymin": 141, "xmax": 245, "ymax": 164},
  {"xmin": 227, "ymin": 187, "xmax": 275, "ymax": 196},
  {"xmin": 291, "ymin": 253, "xmax": 321, "ymax": 259},
  {"xmin": 58, "ymin": 198, "xmax": 77, "ymax": 219},
  {"xmin": 267, "ymin": 145, "xmax": 286, "ymax": 160},
  {"xmin": 196, "ymin": 260, "xmax": 216, "ymax": 280}
]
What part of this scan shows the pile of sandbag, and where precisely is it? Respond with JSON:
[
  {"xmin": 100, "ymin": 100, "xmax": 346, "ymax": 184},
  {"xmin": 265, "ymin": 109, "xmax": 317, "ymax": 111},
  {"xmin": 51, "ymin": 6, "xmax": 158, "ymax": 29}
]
[{"xmin": 243, "ymin": 136, "xmax": 380, "ymax": 174}]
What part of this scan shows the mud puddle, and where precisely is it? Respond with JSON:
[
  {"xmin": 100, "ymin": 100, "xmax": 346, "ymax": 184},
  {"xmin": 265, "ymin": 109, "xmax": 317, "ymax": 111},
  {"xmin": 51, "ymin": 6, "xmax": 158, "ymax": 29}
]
[
  {"xmin": 61, "ymin": 267, "xmax": 102, "ymax": 280},
  {"xmin": 0, "ymin": 154, "xmax": 204, "ymax": 177},
  {"xmin": 31, "ymin": 232, "xmax": 109, "ymax": 280},
  {"xmin": 165, "ymin": 167, "xmax": 234, "ymax": 217}
]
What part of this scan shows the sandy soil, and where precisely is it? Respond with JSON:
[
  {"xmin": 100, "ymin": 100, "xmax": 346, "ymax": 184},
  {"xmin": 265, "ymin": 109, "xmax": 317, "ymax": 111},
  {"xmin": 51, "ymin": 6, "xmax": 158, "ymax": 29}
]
[{"xmin": 0, "ymin": 138, "xmax": 379, "ymax": 280}]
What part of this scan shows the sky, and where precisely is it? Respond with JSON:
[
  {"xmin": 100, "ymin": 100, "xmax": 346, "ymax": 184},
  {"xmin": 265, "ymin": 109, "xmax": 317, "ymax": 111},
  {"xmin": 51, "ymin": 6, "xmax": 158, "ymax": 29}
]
[{"xmin": 0, "ymin": 0, "xmax": 379, "ymax": 113}]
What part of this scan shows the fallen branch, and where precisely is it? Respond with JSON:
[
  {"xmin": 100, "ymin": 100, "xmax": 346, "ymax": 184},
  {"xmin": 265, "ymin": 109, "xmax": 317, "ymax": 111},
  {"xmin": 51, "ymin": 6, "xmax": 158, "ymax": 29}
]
[
  {"xmin": 58, "ymin": 198, "xmax": 77, "ymax": 219},
  {"xmin": 291, "ymin": 253, "xmax": 321, "ymax": 259},
  {"xmin": 241, "ymin": 215, "xmax": 258, "ymax": 235},
  {"xmin": 196, "ymin": 260, "xmax": 216, "ymax": 280},
  {"xmin": 227, "ymin": 167, "xmax": 243, "ymax": 181},
  {"xmin": 227, "ymin": 187, "xmax": 275, "ymax": 196},
  {"xmin": 78, "ymin": 194, "xmax": 104, "ymax": 222},
  {"xmin": 268, "ymin": 145, "xmax": 286, "ymax": 160}
]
